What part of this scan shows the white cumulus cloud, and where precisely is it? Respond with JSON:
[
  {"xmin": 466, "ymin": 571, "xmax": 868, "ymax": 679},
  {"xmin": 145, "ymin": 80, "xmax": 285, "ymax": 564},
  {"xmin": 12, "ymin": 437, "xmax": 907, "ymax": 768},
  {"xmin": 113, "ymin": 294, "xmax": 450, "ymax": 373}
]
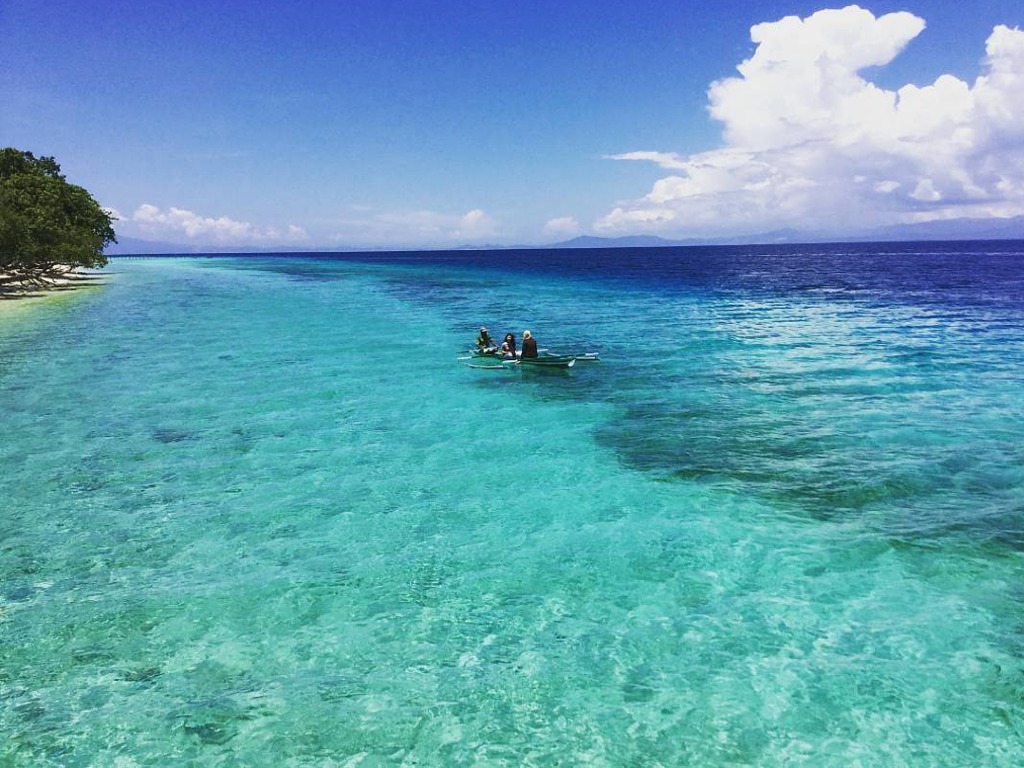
[
  {"xmin": 596, "ymin": 5, "xmax": 1024, "ymax": 237},
  {"xmin": 453, "ymin": 209, "xmax": 498, "ymax": 240},
  {"xmin": 119, "ymin": 204, "xmax": 309, "ymax": 244},
  {"xmin": 543, "ymin": 216, "xmax": 582, "ymax": 238}
]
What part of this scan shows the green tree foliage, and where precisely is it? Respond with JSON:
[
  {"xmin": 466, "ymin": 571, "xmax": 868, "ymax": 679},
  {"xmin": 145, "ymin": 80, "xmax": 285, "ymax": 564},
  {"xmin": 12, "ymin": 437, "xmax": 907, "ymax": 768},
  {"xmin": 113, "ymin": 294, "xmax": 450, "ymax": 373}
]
[{"xmin": 0, "ymin": 148, "xmax": 116, "ymax": 277}]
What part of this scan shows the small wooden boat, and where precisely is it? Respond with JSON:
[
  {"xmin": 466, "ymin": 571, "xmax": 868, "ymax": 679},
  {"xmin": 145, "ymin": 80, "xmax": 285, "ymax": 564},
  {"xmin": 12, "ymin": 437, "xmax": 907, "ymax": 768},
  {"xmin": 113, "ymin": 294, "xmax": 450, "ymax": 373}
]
[
  {"xmin": 458, "ymin": 347, "xmax": 595, "ymax": 370},
  {"xmin": 458, "ymin": 350, "xmax": 576, "ymax": 369}
]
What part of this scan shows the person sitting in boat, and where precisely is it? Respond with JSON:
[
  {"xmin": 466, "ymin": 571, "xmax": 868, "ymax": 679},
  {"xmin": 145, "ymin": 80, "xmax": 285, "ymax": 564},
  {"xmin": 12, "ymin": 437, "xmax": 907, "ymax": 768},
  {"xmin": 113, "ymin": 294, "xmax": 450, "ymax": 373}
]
[
  {"xmin": 521, "ymin": 329, "xmax": 538, "ymax": 358},
  {"xmin": 476, "ymin": 327, "xmax": 497, "ymax": 354},
  {"xmin": 501, "ymin": 332, "xmax": 517, "ymax": 359}
]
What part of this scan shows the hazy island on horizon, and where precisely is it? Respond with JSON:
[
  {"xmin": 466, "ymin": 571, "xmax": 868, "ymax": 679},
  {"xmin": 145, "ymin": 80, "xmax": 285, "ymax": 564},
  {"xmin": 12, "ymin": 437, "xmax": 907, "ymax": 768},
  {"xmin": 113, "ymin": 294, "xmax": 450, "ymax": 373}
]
[{"xmin": 104, "ymin": 214, "xmax": 1024, "ymax": 256}]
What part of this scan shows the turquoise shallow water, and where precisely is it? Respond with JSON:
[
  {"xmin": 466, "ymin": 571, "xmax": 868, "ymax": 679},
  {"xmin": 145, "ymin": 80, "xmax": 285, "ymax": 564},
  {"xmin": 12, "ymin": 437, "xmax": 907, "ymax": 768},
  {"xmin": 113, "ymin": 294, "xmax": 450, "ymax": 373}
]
[{"xmin": 2, "ymin": 249, "xmax": 1023, "ymax": 765}]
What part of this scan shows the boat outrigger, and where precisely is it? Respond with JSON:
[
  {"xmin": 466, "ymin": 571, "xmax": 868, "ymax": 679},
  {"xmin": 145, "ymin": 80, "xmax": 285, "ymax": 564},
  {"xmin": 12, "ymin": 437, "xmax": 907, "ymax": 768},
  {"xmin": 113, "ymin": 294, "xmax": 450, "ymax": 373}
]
[
  {"xmin": 516, "ymin": 354, "xmax": 576, "ymax": 369},
  {"xmin": 458, "ymin": 349, "xmax": 598, "ymax": 370}
]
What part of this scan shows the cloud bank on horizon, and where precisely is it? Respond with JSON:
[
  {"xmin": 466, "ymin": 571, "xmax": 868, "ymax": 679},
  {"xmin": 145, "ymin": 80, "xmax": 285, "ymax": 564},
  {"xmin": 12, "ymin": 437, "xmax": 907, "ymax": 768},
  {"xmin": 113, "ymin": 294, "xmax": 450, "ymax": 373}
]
[
  {"xmin": 111, "ymin": 204, "xmax": 495, "ymax": 249},
  {"xmin": 112, "ymin": 204, "xmax": 310, "ymax": 246},
  {"xmin": 594, "ymin": 5, "xmax": 1024, "ymax": 239}
]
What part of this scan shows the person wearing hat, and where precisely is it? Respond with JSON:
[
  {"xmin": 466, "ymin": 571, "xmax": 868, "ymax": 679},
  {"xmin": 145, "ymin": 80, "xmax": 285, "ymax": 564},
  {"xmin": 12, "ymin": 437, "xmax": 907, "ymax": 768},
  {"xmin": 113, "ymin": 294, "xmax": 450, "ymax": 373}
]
[
  {"xmin": 520, "ymin": 330, "xmax": 538, "ymax": 358},
  {"xmin": 476, "ymin": 326, "xmax": 497, "ymax": 354}
]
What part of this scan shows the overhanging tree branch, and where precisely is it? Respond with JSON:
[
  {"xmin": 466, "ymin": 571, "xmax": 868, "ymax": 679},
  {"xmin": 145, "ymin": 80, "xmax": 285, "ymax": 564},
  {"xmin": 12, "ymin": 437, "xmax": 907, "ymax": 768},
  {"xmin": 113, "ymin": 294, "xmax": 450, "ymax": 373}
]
[{"xmin": 0, "ymin": 148, "xmax": 116, "ymax": 281}]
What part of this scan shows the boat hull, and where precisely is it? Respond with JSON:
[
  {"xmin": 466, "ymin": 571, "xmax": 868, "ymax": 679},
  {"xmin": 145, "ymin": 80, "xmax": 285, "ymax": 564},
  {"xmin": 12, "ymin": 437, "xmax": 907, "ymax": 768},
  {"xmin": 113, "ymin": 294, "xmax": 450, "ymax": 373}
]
[
  {"xmin": 460, "ymin": 350, "xmax": 586, "ymax": 369},
  {"xmin": 517, "ymin": 355, "xmax": 576, "ymax": 368}
]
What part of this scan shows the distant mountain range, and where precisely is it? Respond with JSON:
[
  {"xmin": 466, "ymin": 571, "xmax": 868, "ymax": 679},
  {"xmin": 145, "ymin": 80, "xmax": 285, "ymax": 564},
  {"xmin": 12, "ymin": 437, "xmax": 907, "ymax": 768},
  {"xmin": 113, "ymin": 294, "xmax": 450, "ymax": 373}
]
[
  {"xmin": 552, "ymin": 216, "xmax": 1024, "ymax": 248},
  {"xmin": 106, "ymin": 216, "xmax": 1024, "ymax": 255}
]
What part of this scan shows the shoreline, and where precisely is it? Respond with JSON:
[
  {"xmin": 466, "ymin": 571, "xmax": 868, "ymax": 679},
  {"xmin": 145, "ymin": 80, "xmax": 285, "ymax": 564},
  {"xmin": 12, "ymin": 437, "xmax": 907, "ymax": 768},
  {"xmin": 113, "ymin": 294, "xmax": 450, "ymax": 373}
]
[{"xmin": 0, "ymin": 269, "xmax": 107, "ymax": 318}]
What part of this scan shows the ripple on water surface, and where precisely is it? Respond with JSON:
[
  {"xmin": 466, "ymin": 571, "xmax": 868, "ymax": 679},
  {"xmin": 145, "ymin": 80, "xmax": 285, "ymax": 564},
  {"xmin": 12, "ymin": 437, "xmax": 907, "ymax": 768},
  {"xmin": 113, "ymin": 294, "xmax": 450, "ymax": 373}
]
[{"xmin": 1, "ymin": 252, "xmax": 1023, "ymax": 765}]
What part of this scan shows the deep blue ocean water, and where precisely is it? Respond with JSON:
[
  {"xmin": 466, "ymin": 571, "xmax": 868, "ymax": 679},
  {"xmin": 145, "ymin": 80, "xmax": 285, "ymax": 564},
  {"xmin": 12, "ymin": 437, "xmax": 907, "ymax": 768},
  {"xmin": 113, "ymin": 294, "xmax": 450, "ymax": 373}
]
[{"xmin": 1, "ymin": 242, "xmax": 1023, "ymax": 765}]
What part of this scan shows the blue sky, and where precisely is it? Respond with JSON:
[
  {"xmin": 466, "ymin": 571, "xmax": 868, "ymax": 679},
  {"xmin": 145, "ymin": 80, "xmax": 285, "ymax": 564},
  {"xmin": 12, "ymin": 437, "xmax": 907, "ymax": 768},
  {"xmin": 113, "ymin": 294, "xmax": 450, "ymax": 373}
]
[{"xmin": 3, "ymin": 1, "xmax": 1024, "ymax": 248}]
